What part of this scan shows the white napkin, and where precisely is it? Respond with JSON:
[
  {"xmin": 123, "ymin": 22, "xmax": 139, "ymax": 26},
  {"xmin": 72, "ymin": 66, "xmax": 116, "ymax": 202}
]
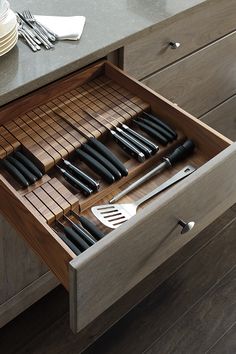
[{"xmin": 34, "ymin": 15, "xmax": 86, "ymax": 40}]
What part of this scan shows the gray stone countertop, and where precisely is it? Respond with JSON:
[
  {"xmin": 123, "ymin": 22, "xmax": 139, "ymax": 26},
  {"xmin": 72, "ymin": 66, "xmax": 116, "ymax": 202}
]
[{"xmin": 0, "ymin": 0, "xmax": 205, "ymax": 106}]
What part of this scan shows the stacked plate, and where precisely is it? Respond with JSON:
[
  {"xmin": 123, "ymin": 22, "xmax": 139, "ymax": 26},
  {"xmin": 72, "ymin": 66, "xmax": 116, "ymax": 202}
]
[{"xmin": 0, "ymin": 1, "xmax": 18, "ymax": 56}]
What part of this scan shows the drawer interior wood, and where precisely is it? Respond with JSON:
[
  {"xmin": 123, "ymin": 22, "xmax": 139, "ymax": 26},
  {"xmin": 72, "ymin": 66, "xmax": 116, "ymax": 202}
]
[{"xmin": 0, "ymin": 61, "xmax": 232, "ymax": 292}]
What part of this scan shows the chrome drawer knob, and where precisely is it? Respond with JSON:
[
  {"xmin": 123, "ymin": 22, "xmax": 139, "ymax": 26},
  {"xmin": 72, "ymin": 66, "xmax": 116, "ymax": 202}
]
[
  {"xmin": 178, "ymin": 219, "xmax": 195, "ymax": 234},
  {"xmin": 169, "ymin": 41, "xmax": 181, "ymax": 49}
]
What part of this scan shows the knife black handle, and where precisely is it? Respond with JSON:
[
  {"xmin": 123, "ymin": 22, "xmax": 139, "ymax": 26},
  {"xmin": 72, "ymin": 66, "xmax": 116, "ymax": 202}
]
[
  {"xmin": 56, "ymin": 166, "xmax": 93, "ymax": 196},
  {"xmin": 14, "ymin": 151, "xmax": 43, "ymax": 179},
  {"xmin": 7, "ymin": 156, "xmax": 38, "ymax": 184},
  {"xmin": 76, "ymin": 149, "xmax": 115, "ymax": 184},
  {"xmin": 57, "ymin": 231, "xmax": 81, "ymax": 255},
  {"xmin": 71, "ymin": 221, "xmax": 96, "ymax": 245},
  {"xmin": 141, "ymin": 111, "xmax": 177, "ymax": 139},
  {"xmin": 77, "ymin": 215, "xmax": 105, "ymax": 240},
  {"xmin": 164, "ymin": 139, "xmax": 195, "ymax": 165},
  {"xmin": 139, "ymin": 117, "xmax": 174, "ymax": 142},
  {"xmin": 88, "ymin": 137, "xmax": 128, "ymax": 177},
  {"xmin": 63, "ymin": 226, "xmax": 90, "ymax": 251},
  {"xmin": 122, "ymin": 124, "xmax": 159, "ymax": 155},
  {"xmin": 63, "ymin": 159, "xmax": 99, "ymax": 191},
  {"xmin": 110, "ymin": 130, "xmax": 145, "ymax": 162},
  {"xmin": 134, "ymin": 119, "xmax": 168, "ymax": 146},
  {"xmin": 2, "ymin": 159, "xmax": 30, "ymax": 188},
  {"xmin": 116, "ymin": 127, "xmax": 152, "ymax": 158},
  {"xmin": 81, "ymin": 144, "xmax": 122, "ymax": 180}
]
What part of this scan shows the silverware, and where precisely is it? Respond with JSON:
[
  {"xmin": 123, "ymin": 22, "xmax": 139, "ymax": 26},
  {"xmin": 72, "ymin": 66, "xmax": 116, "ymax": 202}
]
[
  {"xmin": 22, "ymin": 10, "xmax": 57, "ymax": 42},
  {"xmin": 91, "ymin": 165, "xmax": 196, "ymax": 229}
]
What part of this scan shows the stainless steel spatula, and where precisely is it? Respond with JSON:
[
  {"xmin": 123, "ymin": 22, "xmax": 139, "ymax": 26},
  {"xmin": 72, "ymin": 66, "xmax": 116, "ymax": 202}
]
[{"xmin": 91, "ymin": 165, "xmax": 195, "ymax": 229}]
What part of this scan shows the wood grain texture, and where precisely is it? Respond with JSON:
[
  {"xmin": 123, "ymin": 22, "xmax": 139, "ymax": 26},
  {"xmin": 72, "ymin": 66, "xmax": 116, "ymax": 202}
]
[
  {"xmin": 0, "ymin": 215, "xmax": 48, "ymax": 305},
  {"xmin": 0, "ymin": 271, "xmax": 57, "ymax": 328},
  {"xmin": 201, "ymin": 95, "xmax": 236, "ymax": 141},
  {"xmin": 142, "ymin": 31, "xmax": 236, "ymax": 117},
  {"xmin": 84, "ymin": 211, "xmax": 236, "ymax": 354},
  {"xmin": 146, "ymin": 266, "xmax": 236, "ymax": 354},
  {"xmin": 0, "ymin": 175, "xmax": 74, "ymax": 289},
  {"xmin": 123, "ymin": 0, "xmax": 236, "ymax": 79},
  {"xmin": 70, "ymin": 143, "xmax": 236, "ymax": 333},
  {"xmin": 208, "ymin": 322, "xmax": 236, "ymax": 354},
  {"xmin": 2, "ymin": 207, "xmax": 236, "ymax": 354}
]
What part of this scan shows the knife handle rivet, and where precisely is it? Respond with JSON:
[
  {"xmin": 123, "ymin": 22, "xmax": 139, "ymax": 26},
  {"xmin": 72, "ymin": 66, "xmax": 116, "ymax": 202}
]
[{"xmin": 178, "ymin": 219, "xmax": 195, "ymax": 234}]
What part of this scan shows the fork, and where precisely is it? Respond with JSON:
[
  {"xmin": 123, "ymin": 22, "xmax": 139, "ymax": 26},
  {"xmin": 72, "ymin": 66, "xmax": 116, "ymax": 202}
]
[{"xmin": 22, "ymin": 10, "xmax": 57, "ymax": 42}]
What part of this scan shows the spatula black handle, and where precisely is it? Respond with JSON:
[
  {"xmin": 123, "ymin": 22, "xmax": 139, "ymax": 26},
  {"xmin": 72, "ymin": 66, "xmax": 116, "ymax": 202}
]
[{"xmin": 88, "ymin": 138, "xmax": 128, "ymax": 176}]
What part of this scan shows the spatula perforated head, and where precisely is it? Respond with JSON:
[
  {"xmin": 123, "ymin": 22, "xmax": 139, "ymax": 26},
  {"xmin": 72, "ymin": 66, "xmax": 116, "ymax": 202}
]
[{"xmin": 91, "ymin": 203, "xmax": 137, "ymax": 229}]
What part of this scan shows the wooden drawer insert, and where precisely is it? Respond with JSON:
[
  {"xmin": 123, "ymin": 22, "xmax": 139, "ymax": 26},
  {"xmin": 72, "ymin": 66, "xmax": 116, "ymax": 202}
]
[
  {"xmin": 123, "ymin": 0, "xmax": 236, "ymax": 79},
  {"xmin": 1, "ymin": 61, "xmax": 236, "ymax": 333}
]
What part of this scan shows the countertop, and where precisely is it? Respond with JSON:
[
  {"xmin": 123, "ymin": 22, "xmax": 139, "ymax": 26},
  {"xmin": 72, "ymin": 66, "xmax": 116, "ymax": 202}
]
[{"xmin": 0, "ymin": 0, "xmax": 205, "ymax": 106}]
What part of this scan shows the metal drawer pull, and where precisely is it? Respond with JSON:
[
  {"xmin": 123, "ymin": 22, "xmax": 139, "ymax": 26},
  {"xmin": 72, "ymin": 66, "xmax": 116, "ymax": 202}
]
[
  {"xmin": 169, "ymin": 42, "xmax": 181, "ymax": 49},
  {"xmin": 178, "ymin": 219, "xmax": 195, "ymax": 234}
]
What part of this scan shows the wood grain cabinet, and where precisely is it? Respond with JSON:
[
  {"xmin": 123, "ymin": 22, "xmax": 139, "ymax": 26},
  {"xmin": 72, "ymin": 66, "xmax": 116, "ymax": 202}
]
[
  {"xmin": 1, "ymin": 60, "xmax": 236, "ymax": 334},
  {"xmin": 1, "ymin": 0, "xmax": 236, "ymax": 338},
  {"xmin": 122, "ymin": 0, "xmax": 236, "ymax": 139}
]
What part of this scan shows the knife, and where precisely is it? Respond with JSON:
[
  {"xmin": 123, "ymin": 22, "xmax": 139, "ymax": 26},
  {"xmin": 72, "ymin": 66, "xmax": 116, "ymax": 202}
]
[
  {"xmin": 14, "ymin": 151, "xmax": 43, "ymax": 179},
  {"xmin": 81, "ymin": 144, "xmax": 122, "ymax": 180},
  {"xmin": 76, "ymin": 149, "xmax": 116, "ymax": 184},
  {"xmin": 56, "ymin": 165, "xmax": 93, "ymax": 196},
  {"xmin": 2, "ymin": 159, "xmax": 29, "ymax": 188},
  {"xmin": 62, "ymin": 159, "xmax": 99, "ymax": 191},
  {"xmin": 7, "ymin": 156, "xmax": 38, "ymax": 184},
  {"xmin": 141, "ymin": 112, "xmax": 177, "ymax": 139},
  {"xmin": 87, "ymin": 137, "xmax": 128, "ymax": 176},
  {"xmin": 134, "ymin": 119, "xmax": 168, "ymax": 145}
]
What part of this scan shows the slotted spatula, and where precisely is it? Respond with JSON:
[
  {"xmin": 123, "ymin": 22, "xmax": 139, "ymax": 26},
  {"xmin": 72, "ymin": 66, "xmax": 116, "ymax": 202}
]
[{"xmin": 91, "ymin": 165, "xmax": 195, "ymax": 229}]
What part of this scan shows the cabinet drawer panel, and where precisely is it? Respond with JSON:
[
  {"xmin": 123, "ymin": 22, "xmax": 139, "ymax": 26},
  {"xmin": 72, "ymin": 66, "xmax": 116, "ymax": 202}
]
[
  {"xmin": 142, "ymin": 32, "xmax": 236, "ymax": 117},
  {"xmin": 0, "ymin": 62, "xmax": 236, "ymax": 334},
  {"xmin": 123, "ymin": 0, "xmax": 236, "ymax": 79},
  {"xmin": 201, "ymin": 95, "xmax": 236, "ymax": 141}
]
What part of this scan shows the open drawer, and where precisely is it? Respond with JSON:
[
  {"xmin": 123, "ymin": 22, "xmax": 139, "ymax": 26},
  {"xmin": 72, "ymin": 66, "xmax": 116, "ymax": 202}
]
[{"xmin": 1, "ymin": 61, "xmax": 236, "ymax": 333}]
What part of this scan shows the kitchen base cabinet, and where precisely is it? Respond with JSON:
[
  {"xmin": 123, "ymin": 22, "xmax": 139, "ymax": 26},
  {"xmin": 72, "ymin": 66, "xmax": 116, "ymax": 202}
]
[
  {"xmin": 200, "ymin": 95, "xmax": 236, "ymax": 141},
  {"xmin": 0, "ymin": 215, "xmax": 58, "ymax": 327},
  {"xmin": 1, "ymin": 61, "xmax": 236, "ymax": 334}
]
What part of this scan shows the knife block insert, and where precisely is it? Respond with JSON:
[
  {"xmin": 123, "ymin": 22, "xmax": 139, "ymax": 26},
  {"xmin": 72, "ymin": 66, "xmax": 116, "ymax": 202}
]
[{"xmin": 0, "ymin": 60, "xmax": 231, "ymax": 290}]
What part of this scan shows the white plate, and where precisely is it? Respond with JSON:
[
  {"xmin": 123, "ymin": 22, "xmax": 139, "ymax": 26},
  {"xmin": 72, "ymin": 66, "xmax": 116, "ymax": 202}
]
[
  {"xmin": 0, "ymin": 22, "xmax": 17, "ymax": 41},
  {"xmin": 0, "ymin": 31, "xmax": 17, "ymax": 55},
  {"xmin": 0, "ymin": 1, "xmax": 9, "ymax": 21},
  {"xmin": 0, "ymin": 28, "xmax": 17, "ymax": 48},
  {"xmin": 0, "ymin": 9, "xmax": 17, "ymax": 38}
]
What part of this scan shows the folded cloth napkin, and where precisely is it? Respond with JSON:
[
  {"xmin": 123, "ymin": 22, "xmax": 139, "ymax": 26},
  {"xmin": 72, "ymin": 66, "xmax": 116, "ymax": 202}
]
[{"xmin": 34, "ymin": 15, "xmax": 86, "ymax": 40}]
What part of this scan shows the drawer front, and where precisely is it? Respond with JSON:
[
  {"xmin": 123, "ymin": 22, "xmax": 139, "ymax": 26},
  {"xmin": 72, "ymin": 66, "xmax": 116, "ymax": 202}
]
[
  {"xmin": 70, "ymin": 143, "xmax": 236, "ymax": 332},
  {"xmin": 123, "ymin": 0, "xmax": 236, "ymax": 79},
  {"xmin": 201, "ymin": 95, "xmax": 236, "ymax": 141},
  {"xmin": 142, "ymin": 32, "xmax": 236, "ymax": 117},
  {"xmin": 1, "ymin": 61, "xmax": 236, "ymax": 334}
]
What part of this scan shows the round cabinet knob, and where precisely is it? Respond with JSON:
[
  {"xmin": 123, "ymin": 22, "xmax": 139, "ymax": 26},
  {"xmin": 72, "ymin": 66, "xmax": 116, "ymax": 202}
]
[
  {"xmin": 178, "ymin": 219, "xmax": 195, "ymax": 234},
  {"xmin": 169, "ymin": 41, "xmax": 181, "ymax": 49}
]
